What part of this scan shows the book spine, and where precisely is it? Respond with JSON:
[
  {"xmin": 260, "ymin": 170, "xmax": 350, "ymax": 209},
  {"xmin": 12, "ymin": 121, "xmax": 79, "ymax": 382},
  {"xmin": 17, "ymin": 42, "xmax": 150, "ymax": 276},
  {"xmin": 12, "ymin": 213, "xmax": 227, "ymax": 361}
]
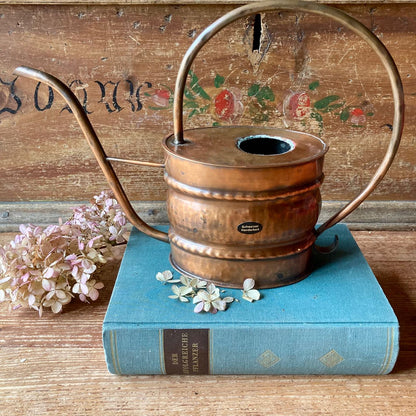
[{"xmin": 102, "ymin": 324, "xmax": 399, "ymax": 375}]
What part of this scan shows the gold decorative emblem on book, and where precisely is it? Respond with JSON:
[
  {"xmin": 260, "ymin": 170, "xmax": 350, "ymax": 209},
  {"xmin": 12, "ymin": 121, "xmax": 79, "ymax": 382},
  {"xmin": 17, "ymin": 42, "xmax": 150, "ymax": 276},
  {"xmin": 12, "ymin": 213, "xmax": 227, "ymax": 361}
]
[
  {"xmin": 319, "ymin": 349, "xmax": 344, "ymax": 368},
  {"xmin": 257, "ymin": 350, "xmax": 280, "ymax": 368}
]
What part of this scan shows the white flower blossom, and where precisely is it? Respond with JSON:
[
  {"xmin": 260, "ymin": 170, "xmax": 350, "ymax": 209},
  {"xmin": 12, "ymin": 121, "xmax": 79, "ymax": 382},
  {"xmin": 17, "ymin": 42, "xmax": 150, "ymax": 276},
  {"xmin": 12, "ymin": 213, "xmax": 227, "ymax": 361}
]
[
  {"xmin": 168, "ymin": 285, "xmax": 193, "ymax": 302},
  {"xmin": 242, "ymin": 278, "xmax": 261, "ymax": 302}
]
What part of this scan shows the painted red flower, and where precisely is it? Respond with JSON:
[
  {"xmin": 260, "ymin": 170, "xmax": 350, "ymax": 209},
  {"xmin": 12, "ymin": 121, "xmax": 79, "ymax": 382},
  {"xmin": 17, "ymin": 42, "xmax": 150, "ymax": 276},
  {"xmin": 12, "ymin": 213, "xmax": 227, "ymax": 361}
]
[
  {"xmin": 350, "ymin": 108, "xmax": 366, "ymax": 125},
  {"xmin": 151, "ymin": 89, "xmax": 171, "ymax": 107},
  {"xmin": 214, "ymin": 88, "xmax": 243, "ymax": 122},
  {"xmin": 284, "ymin": 91, "xmax": 311, "ymax": 120}
]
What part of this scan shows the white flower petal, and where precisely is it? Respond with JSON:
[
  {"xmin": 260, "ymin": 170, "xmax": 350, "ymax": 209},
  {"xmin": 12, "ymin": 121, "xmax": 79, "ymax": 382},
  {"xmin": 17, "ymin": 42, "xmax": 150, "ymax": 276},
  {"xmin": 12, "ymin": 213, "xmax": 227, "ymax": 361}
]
[
  {"xmin": 51, "ymin": 301, "xmax": 62, "ymax": 314},
  {"xmin": 180, "ymin": 275, "xmax": 190, "ymax": 286},
  {"xmin": 28, "ymin": 294, "xmax": 36, "ymax": 306},
  {"xmin": 193, "ymin": 295, "xmax": 203, "ymax": 304},
  {"xmin": 206, "ymin": 283, "xmax": 217, "ymax": 295},
  {"xmin": 194, "ymin": 302, "xmax": 204, "ymax": 313},
  {"xmin": 89, "ymin": 288, "xmax": 99, "ymax": 301},
  {"xmin": 212, "ymin": 299, "xmax": 226, "ymax": 311},
  {"xmin": 45, "ymin": 291, "xmax": 55, "ymax": 301},
  {"xmin": 196, "ymin": 280, "xmax": 207, "ymax": 289},
  {"xmin": 243, "ymin": 278, "xmax": 255, "ymax": 291},
  {"xmin": 0, "ymin": 275, "xmax": 11, "ymax": 285},
  {"xmin": 81, "ymin": 283, "xmax": 89, "ymax": 295},
  {"xmin": 55, "ymin": 290, "xmax": 67, "ymax": 300},
  {"xmin": 43, "ymin": 267, "xmax": 55, "ymax": 279},
  {"xmin": 156, "ymin": 270, "xmax": 173, "ymax": 282},
  {"xmin": 246, "ymin": 289, "xmax": 261, "ymax": 301},
  {"xmin": 180, "ymin": 286, "xmax": 193, "ymax": 296},
  {"xmin": 196, "ymin": 290, "xmax": 210, "ymax": 302},
  {"xmin": 171, "ymin": 285, "xmax": 180, "ymax": 296},
  {"xmin": 41, "ymin": 279, "xmax": 53, "ymax": 291}
]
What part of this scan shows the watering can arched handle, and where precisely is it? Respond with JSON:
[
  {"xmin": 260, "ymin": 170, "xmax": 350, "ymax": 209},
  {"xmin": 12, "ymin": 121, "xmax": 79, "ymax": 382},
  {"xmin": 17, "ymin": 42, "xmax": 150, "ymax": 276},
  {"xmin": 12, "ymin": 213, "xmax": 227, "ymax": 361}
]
[
  {"xmin": 13, "ymin": 66, "xmax": 169, "ymax": 243},
  {"xmin": 172, "ymin": 0, "xmax": 404, "ymax": 236}
]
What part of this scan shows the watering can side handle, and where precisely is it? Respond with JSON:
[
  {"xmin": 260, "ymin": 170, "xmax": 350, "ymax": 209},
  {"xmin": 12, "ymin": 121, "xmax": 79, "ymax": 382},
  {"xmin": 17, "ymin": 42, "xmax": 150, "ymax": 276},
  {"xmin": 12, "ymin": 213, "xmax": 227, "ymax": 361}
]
[
  {"xmin": 173, "ymin": 0, "xmax": 404, "ymax": 236},
  {"xmin": 13, "ymin": 66, "xmax": 169, "ymax": 243}
]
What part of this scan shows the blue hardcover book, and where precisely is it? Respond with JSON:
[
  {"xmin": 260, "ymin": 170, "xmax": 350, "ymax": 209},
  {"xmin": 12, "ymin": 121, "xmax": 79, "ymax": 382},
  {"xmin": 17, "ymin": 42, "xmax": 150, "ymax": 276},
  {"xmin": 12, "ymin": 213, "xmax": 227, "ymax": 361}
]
[{"xmin": 102, "ymin": 224, "xmax": 399, "ymax": 375}]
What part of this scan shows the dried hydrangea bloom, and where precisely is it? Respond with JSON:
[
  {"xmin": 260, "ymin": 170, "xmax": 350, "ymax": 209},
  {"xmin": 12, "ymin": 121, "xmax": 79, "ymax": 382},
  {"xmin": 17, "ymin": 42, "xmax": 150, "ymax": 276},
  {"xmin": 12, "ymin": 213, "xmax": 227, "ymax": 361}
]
[{"xmin": 0, "ymin": 191, "xmax": 128, "ymax": 316}]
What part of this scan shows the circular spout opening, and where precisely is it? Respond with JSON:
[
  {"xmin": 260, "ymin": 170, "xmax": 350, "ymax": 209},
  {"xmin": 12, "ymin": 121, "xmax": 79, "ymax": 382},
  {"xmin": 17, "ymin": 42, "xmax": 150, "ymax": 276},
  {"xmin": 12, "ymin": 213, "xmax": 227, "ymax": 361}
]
[{"xmin": 237, "ymin": 135, "xmax": 294, "ymax": 155}]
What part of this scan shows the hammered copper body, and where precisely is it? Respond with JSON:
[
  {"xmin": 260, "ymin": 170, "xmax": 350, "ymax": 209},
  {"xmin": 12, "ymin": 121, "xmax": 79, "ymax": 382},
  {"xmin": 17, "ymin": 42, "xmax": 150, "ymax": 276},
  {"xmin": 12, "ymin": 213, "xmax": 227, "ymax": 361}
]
[
  {"xmin": 13, "ymin": 0, "xmax": 404, "ymax": 288},
  {"xmin": 163, "ymin": 126, "xmax": 327, "ymax": 287}
]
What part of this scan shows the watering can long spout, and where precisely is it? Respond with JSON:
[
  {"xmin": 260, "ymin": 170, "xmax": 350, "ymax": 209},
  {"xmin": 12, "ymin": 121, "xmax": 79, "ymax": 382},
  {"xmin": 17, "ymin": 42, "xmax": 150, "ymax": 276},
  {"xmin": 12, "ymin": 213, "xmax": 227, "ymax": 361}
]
[{"xmin": 13, "ymin": 66, "xmax": 169, "ymax": 243}]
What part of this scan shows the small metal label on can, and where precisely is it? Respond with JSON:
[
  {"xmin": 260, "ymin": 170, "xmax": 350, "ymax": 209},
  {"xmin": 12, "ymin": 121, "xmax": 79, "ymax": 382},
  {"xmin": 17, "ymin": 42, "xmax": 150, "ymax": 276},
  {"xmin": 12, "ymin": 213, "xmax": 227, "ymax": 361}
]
[{"xmin": 237, "ymin": 222, "xmax": 263, "ymax": 234}]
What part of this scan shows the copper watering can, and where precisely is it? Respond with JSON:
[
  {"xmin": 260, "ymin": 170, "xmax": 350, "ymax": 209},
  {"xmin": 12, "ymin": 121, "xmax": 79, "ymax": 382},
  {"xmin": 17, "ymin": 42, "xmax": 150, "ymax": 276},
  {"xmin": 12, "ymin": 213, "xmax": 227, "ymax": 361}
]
[{"xmin": 14, "ymin": 0, "xmax": 404, "ymax": 288}]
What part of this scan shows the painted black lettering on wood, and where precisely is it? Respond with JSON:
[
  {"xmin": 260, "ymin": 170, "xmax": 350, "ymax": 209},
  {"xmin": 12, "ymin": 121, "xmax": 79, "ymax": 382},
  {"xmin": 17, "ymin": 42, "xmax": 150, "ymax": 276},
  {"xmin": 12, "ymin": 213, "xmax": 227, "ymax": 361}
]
[
  {"xmin": 61, "ymin": 80, "xmax": 92, "ymax": 115},
  {"xmin": 135, "ymin": 81, "xmax": 152, "ymax": 112},
  {"xmin": 0, "ymin": 77, "xmax": 22, "ymax": 115},
  {"xmin": 34, "ymin": 82, "xmax": 54, "ymax": 112},
  {"xmin": 95, "ymin": 80, "xmax": 123, "ymax": 113}
]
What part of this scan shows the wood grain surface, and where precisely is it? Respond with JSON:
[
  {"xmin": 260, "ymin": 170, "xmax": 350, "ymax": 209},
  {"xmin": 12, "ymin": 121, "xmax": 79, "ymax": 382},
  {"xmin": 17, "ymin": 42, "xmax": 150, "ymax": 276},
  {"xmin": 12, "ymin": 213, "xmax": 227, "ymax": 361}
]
[
  {"xmin": 2, "ymin": 0, "xmax": 416, "ymax": 4},
  {"xmin": 0, "ymin": 230, "xmax": 415, "ymax": 415},
  {"xmin": 0, "ymin": 3, "xmax": 415, "ymax": 204}
]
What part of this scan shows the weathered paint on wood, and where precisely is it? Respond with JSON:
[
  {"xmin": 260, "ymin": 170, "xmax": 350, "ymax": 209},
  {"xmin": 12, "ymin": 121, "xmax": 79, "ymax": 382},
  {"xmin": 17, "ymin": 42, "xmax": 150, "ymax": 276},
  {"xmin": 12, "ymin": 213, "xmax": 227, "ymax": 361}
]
[
  {"xmin": 0, "ymin": 229, "xmax": 415, "ymax": 415},
  {"xmin": 0, "ymin": 3, "xmax": 415, "ymax": 205}
]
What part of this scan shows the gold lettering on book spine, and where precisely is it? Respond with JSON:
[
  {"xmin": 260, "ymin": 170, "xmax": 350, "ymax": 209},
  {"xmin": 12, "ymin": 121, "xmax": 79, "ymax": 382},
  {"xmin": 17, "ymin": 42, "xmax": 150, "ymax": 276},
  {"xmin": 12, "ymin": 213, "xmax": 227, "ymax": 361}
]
[{"xmin": 163, "ymin": 329, "xmax": 210, "ymax": 375}]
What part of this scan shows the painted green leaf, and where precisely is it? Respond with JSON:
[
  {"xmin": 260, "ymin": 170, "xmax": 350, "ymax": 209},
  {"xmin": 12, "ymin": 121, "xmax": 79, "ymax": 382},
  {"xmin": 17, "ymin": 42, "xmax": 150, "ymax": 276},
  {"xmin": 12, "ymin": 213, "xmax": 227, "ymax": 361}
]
[
  {"xmin": 248, "ymin": 84, "xmax": 260, "ymax": 97},
  {"xmin": 367, "ymin": 112, "xmax": 374, "ymax": 117},
  {"xmin": 199, "ymin": 104, "xmax": 210, "ymax": 114},
  {"xmin": 340, "ymin": 108, "xmax": 350, "ymax": 122},
  {"xmin": 309, "ymin": 80, "xmax": 320, "ymax": 91},
  {"xmin": 321, "ymin": 102, "xmax": 345, "ymax": 113},
  {"xmin": 252, "ymin": 112, "xmax": 269, "ymax": 123},
  {"xmin": 310, "ymin": 112, "xmax": 323, "ymax": 122},
  {"xmin": 310, "ymin": 112, "xmax": 324, "ymax": 132},
  {"xmin": 188, "ymin": 109, "xmax": 198, "ymax": 118},
  {"xmin": 214, "ymin": 74, "xmax": 225, "ymax": 88},
  {"xmin": 194, "ymin": 85, "xmax": 211, "ymax": 100},
  {"xmin": 189, "ymin": 70, "xmax": 199, "ymax": 88},
  {"xmin": 258, "ymin": 86, "xmax": 275, "ymax": 102},
  {"xmin": 314, "ymin": 95, "xmax": 340, "ymax": 110},
  {"xmin": 188, "ymin": 70, "xmax": 211, "ymax": 100},
  {"xmin": 184, "ymin": 101, "xmax": 199, "ymax": 108},
  {"xmin": 213, "ymin": 121, "xmax": 221, "ymax": 126},
  {"xmin": 184, "ymin": 88, "xmax": 196, "ymax": 100}
]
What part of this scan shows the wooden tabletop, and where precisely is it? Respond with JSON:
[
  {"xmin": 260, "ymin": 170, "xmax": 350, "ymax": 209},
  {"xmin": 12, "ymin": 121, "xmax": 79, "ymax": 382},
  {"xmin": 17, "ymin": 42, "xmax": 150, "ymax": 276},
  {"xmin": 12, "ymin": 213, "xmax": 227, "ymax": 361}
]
[{"xmin": 1, "ymin": 230, "xmax": 415, "ymax": 415}]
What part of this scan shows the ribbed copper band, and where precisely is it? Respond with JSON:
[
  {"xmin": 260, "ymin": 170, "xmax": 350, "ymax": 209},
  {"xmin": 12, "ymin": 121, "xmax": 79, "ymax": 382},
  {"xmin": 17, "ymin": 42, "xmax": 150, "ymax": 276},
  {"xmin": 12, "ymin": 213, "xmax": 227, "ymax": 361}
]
[
  {"xmin": 164, "ymin": 174, "xmax": 323, "ymax": 201},
  {"xmin": 168, "ymin": 232, "xmax": 315, "ymax": 260}
]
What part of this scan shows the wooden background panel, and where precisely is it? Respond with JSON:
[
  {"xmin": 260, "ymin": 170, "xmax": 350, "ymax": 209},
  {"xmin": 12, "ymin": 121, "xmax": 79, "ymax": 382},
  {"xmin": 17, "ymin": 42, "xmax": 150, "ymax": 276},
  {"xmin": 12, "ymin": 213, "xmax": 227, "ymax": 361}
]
[{"xmin": 0, "ymin": 3, "xmax": 415, "ymax": 202}]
